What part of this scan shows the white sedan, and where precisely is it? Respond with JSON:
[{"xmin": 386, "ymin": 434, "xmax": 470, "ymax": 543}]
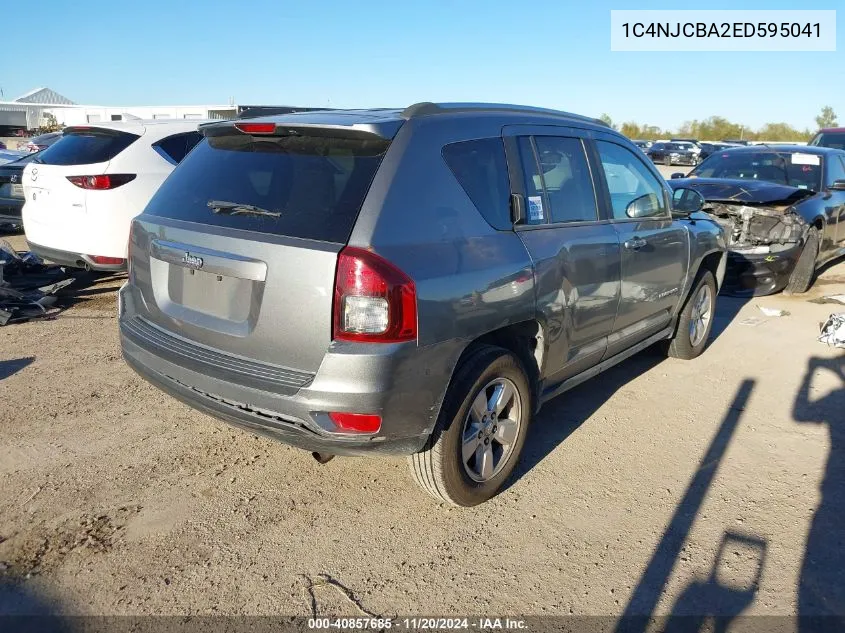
[{"xmin": 21, "ymin": 120, "xmax": 207, "ymax": 270}]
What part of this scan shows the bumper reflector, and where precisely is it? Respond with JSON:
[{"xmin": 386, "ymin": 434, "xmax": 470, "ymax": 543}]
[
  {"xmin": 89, "ymin": 255, "xmax": 125, "ymax": 266},
  {"xmin": 328, "ymin": 412, "xmax": 382, "ymax": 434}
]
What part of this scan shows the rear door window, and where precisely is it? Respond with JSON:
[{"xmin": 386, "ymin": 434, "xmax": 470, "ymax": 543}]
[
  {"xmin": 533, "ymin": 137, "xmax": 598, "ymax": 223},
  {"xmin": 516, "ymin": 136, "xmax": 598, "ymax": 225},
  {"xmin": 143, "ymin": 132, "xmax": 390, "ymax": 244},
  {"xmin": 517, "ymin": 137, "xmax": 545, "ymax": 225},
  {"xmin": 442, "ymin": 138, "xmax": 511, "ymax": 230},
  {"xmin": 152, "ymin": 132, "xmax": 203, "ymax": 165},
  {"xmin": 35, "ymin": 129, "xmax": 139, "ymax": 166}
]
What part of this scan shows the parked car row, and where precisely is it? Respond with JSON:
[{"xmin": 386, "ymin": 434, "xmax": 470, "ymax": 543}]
[{"xmin": 647, "ymin": 141, "xmax": 700, "ymax": 166}]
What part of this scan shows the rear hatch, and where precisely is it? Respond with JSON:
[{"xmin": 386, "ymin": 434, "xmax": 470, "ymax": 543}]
[
  {"xmin": 126, "ymin": 120, "xmax": 393, "ymax": 375},
  {"xmin": 22, "ymin": 126, "xmax": 141, "ymax": 229}
]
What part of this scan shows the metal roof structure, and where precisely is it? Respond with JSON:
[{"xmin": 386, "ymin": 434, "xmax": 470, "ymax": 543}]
[{"xmin": 13, "ymin": 87, "xmax": 76, "ymax": 105}]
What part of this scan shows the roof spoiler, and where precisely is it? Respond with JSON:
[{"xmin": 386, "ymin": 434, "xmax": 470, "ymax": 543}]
[
  {"xmin": 235, "ymin": 106, "xmax": 336, "ymax": 120},
  {"xmin": 62, "ymin": 126, "xmax": 128, "ymax": 136},
  {"xmin": 199, "ymin": 120, "xmax": 396, "ymax": 141}
]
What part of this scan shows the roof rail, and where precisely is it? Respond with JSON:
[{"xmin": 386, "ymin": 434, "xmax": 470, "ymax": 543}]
[{"xmin": 400, "ymin": 102, "xmax": 610, "ymax": 127}]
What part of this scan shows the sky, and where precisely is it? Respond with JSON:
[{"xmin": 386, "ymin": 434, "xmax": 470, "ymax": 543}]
[{"xmin": 6, "ymin": 0, "xmax": 844, "ymax": 131}]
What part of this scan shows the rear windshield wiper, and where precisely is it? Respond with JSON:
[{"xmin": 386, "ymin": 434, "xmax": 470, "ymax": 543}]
[{"xmin": 207, "ymin": 200, "xmax": 281, "ymax": 218}]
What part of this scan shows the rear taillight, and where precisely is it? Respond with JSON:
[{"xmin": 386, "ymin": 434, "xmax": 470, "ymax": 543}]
[
  {"xmin": 67, "ymin": 174, "xmax": 136, "ymax": 190},
  {"xmin": 332, "ymin": 247, "xmax": 417, "ymax": 343},
  {"xmin": 328, "ymin": 412, "xmax": 382, "ymax": 434}
]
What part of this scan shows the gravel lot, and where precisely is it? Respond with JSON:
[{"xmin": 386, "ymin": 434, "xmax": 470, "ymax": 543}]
[{"xmin": 1, "ymin": 200, "xmax": 844, "ymax": 621}]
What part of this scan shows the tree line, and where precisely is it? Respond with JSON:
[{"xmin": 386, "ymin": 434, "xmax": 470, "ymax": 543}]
[{"xmin": 598, "ymin": 106, "xmax": 837, "ymax": 142}]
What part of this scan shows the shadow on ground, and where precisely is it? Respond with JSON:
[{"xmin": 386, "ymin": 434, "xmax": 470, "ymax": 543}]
[
  {"xmin": 512, "ymin": 292, "xmax": 750, "ymax": 485},
  {"xmin": 613, "ymin": 380, "xmax": 759, "ymax": 633},
  {"xmin": 0, "ymin": 357, "xmax": 34, "ymax": 381},
  {"xmin": 513, "ymin": 349, "xmax": 665, "ymax": 484},
  {"xmin": 56, "ymin": 271, "xmax": 125, "ymax": 313},
  {"xmin": 709, "ymin": 294, "xmax": 751, "ymax": 340},
  {"xmin": 793, "ymin": 354, "xmax": 845, "ymax": 632},
  {"xmin": 610, "ymin": 352, "xmax": 845, "ymax": 633}
]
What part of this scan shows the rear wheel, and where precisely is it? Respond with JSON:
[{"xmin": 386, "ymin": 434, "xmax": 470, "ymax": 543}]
[
  {"xmin": 666, "ymin": 270, "xmax": 716, "ymax": 360},
  {"xmin": 784, "ymin": 227, "xmax": 819, "ymax": 295},
  {"xmin": 409, "ymin": 346, "xmax": 531, "ymax": 507}
]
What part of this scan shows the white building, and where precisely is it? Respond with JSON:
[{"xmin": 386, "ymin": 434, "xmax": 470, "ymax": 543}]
[{"xmin": 0, "ymin": 87, "xmax": 238, "ymax": 131}]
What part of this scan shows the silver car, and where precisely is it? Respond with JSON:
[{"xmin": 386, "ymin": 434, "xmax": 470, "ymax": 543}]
[{"xmin": 120, "ymin": 103, "xmax": 726, "ymax": 506}]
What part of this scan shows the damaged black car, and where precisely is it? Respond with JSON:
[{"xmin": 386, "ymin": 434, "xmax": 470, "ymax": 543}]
[
  {"xmin": 0, "ymin": 151, "xmax": 40, "ymax": 231},
  {"xmin": 669, "ymin": 145, "xmax": 845, "ymax": 296}
]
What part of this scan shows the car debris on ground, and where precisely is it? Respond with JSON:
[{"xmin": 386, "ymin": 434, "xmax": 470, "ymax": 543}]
[
  {"xmin": 809, "ymin": 294, "xmax": 845, "ymax": 306},
  {"xmin": 758, "ymin": 305, "xmax": 790, "ymax": 317},
  {"xmin": 0, "ymin": 240, "xmax": 74, "ymax": 326},
  {"xmin": 818, "ymin": 313, "xmax": 845, "ymax": 349}
]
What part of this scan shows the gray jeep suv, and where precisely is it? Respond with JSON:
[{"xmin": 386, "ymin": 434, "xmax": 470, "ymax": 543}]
[{"xmin": 119, "ymin": 103, "xmax": 726, "ymax": 506}]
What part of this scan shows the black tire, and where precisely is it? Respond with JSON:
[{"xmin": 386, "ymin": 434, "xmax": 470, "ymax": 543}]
[
  {"xmin": 409, "ymin": 345, "xmax": 532, "ymax": 507},
  {"xmin": 666, "ymin": 270, "xmax": 717, "ymax": 360},
  {"xmin": 663, "ymin": 155, "xmax": 672, "ymax": 166},
  {"xmin": 784, "ymin": 227, "xmax": 819, "ymax": 295}
]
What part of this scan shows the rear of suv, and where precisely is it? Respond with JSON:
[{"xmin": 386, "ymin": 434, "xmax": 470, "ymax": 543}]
[
  {"xmin": 120, "ymin": 103, "xmax": 725, "ymax": 506},
  {"xmin": 21, "ymin": 120, "xmax": 206, "ymax": 270}
]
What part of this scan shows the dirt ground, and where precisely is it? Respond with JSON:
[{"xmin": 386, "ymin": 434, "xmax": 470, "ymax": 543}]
[{"xmin": 1, "ymin": 226, "xmax": 844, "ymax": 621}]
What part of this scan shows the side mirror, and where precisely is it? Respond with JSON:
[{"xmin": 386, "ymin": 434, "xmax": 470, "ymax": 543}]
[
  {"xmin": 830, "ymin": 179, "xmax": 845, "ymax": 191},
  {"xmin": 670, "ymin": 172, "xmax": 686, "ymax": 179},
  {"xmin": 672, "ymin": 187, "xmax": 706, "ymax": 214},
  {"xmin": 626, "ymin": 193, "xmax": 661, "ymax": 219}
]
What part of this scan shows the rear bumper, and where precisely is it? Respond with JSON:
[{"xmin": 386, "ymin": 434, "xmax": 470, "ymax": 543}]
[
  {"xmin": 720, "ymin": 243, "xmax": 802, "ymax": 297},
  {"xmin": 122, "ymin": 347, "xmax": 428, "ymax": 456},
  {"xmin": 26, "ymin": 241, "xmax": 127, "ymax": 271},
  {"xmin": 118, "ymin": 286, "xmax": 456, "ymax": 456}
]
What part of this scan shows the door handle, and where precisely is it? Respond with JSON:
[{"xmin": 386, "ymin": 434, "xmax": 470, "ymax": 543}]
[{"xmin": 624, "ymin": 237, "xmax": 647, "ymax": 250}]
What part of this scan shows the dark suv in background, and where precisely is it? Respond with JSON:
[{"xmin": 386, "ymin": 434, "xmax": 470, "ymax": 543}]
[
  {"xmin": 809, "ymin": 128, "xmax": 845, "ymax": 150},
  {"xmin": 120, "ymin": 103, "xmax": 726, "ymax": 506}
]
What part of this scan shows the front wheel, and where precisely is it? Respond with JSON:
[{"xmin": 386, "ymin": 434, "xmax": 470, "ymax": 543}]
[
  {"xmin": 784, "ymin": 227, "xmax": 819, "ymax": 295},
  {"xmin": 409, "ymin": 346, "xmax": 532, "ymax": 507},
  {"xmin": 666, "ymin": 270, "xmax": 717, "ymax": 360}
]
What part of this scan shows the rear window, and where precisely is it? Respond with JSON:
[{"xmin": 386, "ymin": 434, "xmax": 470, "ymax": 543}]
[
  {"xmin": 143, "ymin": 132, "xmax": 390, "ymax": 243},
  {"xmin": 442, "ymin": 138, "xmax": 511, "ymax": 230},
  {"xmin": 152, "ymin": 132, "xmax": 203, "ymax": 165},
  {"xmin": 810, "ymin": 132, "xmax": 845, "ymax": 150},
  {"xmin": 35, "ymin": 129, "xmax": 139, "ymax": 166}
]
